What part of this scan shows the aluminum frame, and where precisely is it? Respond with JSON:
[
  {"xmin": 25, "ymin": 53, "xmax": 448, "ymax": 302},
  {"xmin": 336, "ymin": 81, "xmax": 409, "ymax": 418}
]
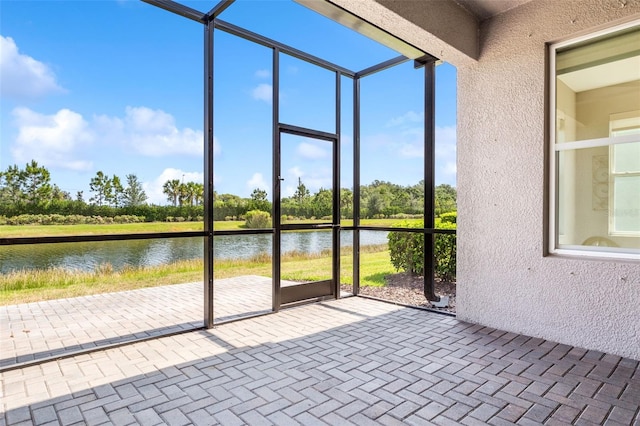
[{"xmin": 1, "ymin": 0, "xmax": 453, "ymax": 338}]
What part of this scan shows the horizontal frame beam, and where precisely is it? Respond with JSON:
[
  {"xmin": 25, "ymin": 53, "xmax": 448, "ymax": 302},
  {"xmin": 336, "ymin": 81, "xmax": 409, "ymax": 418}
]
[
  {"xmin": 207, "ymin": 0, "xmax": 234, "ymax": 19},
  {"xmin": 141, "ymin": 0, "xmax": 206, "ymax": 23},
  {"xmin": 279, "ymin": 123, "xmax": 338, "ymax": 142},
  {"xmin": 214, "ymin": 19, "xmax": 356, "ymax": 78},
  {"xmin": 0, "ymin": 231, "xmax": 205, "ymax": 246},
  {"xmin": 356, "ymin": 55, "xmax": 409, "ymax": 78},
  {"xmin": 354, "ymin": 226, "xmax": 456, "ymax": 234}
]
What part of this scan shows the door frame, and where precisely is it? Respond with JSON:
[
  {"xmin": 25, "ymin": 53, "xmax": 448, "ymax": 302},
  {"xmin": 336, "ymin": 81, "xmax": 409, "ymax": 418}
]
[{"xmin": 273, "ymin": 124, "xmax": 340, "ymax": 311}]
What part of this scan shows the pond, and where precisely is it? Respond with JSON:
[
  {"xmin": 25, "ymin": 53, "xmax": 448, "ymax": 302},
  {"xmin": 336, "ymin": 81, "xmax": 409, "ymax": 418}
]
[{"xmin": 0, "ymin": 230, "xmax": 389, "ymax": 274}]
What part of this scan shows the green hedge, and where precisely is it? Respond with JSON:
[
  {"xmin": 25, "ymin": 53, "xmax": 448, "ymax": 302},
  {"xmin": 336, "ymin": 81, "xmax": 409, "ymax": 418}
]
[
  {"xmin": 244, "ymin": 210, "xmax": 271, "ymax": 229},
  {"xmin": 387, "ymin": 215, "xmax": 457, "ymax": 282},
  {"xmin": 0, "ymin": 214, "xmax": 145, "ymax": 226}
]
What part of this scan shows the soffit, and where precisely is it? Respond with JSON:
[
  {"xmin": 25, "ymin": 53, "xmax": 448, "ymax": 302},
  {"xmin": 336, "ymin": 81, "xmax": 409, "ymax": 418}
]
[{"xmin": 453, "ymin": 0, "xmax": 533, "ymax": 21}]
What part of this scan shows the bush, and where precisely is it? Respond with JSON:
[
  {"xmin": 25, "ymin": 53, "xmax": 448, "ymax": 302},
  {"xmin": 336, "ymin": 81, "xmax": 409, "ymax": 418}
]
[
  {"xmin": 387, "ymin": 219, "xmax": 457, "ymax": 281},
  {"xmin": 0, "ymin": 213, "xmax": 146, "ymax": 226},
  {"xmin": 434, "ymin": 222, "xmax": 456, "ymax": 282},
  {"xmin": 439, "ymin": 211, "xmax": 457, "ymax": 224},
  {"xmin": 244, "ymin": 210, "xmax": 271, "ymax": 229}
]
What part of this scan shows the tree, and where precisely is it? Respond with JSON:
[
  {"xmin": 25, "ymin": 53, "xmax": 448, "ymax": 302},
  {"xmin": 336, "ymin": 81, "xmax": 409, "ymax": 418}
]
[
  {"xmin": 0, "ymin": 164, "xmax": 24, "ymax": 204},
  {"xmin": 312, "ymin": 188, "xmax": 333, "ymax": 218},
  {"xmin": 51, "ymin": 184, "xmax": 71, "ymax": 201},
  {"xmin": 249, "ymin": 188, "xmax": 270, "ymax": 212},
  {"xmin": 110, "ymin": 175, "xmax": 124, "ymax": 207},
  {"xmin": 435, "ymin": 184, "xmax": 457, "ymax": 216},
  {"xmin": 163, "ymin": 179, "xmax": 181, "ymax": 206},
  {"xmin": 293, "ymin": 177, "xmax": 310, "ymax": 204},
  {"xmin": 180, "ymin": 181, "xmax": 201, "ymax": 206},
  {"xmin": 194, "ymin": 183, "xmax": 204, "ymax": 205},
  {"xmin": 122, "ymin": 174, "xmax": 147, "ymax": 206},
  {"xmin": 340, "ymin": 188, "xmax": 353, "ymax": 218},
  {"xmin": 89, "ymin": 171, "xmax": 112, "ymax": 206},
  {"xmin": 22, "ymin": 160, "xmax": 52, "ymax": 204}
]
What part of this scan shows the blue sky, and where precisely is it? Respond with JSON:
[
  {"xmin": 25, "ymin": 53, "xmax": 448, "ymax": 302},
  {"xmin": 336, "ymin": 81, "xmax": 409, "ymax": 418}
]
[{"xmin": 0, "ymin": 0, "xmax": 457, "ymax": 205}]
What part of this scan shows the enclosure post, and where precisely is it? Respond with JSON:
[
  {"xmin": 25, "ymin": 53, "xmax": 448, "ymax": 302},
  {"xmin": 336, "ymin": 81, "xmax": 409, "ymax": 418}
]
[
  {"xmin": 272, "ymin": 48, "xmax": 281, "ymax": 312},
  {"xmin": 422, "ymin": 57, "xmax": 439, "ymax": 302},
  {"xmin": 333, "ymin": 71, "xmax": 341, "ymax": 299},
  {"xmin": 352, "ymin": 76, "xmax": 361, "ymax": 296},
  {"xmin": 203, "ymin": 19, "xmax": 215, "ymax": 328}
]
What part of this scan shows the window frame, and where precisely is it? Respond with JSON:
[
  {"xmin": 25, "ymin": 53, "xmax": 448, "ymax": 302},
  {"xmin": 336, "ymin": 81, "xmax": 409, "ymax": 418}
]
[
  {"xmin": 548, "ymin": 20, "xmax": 640, "ymax": 260},
  {"xmin": 608, "ymin": 112, "xmax": 640, "ymax": 238}
]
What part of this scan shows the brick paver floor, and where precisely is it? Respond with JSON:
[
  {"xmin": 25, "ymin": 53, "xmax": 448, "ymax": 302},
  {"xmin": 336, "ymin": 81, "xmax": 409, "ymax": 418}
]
[
  {"xmin": 1, "ymin": 276, "xmax": 287, "ymax": 368},
  {"xmin": 1, "ymin": 296, "xmax": 639, "ymax": 425}
]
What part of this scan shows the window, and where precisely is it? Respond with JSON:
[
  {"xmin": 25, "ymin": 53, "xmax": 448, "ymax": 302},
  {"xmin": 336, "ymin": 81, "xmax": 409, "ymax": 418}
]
[{"xmin": 549, "ymin": 21, "xmax": 640, "ymax": 259}]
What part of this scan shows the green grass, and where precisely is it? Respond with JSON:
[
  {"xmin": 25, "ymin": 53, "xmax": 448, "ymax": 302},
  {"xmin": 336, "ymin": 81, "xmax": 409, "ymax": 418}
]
[
  {"xmin": 0, "ymin": 218, "xmax": 422, "ymax": 238},
  {"xmin": 0, "ymin": 245, "xmax": 395, "ymax": 305}
]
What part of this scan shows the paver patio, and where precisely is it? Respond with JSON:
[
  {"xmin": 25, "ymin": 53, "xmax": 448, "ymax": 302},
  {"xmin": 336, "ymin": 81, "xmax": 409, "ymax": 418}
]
[
  {"xmin": 1, "ymin": 295, "xmax": 639, "ymax": 425},
  {"xmin": 1, "ymin": 276, "xmax": 320, "ymax": 368}
]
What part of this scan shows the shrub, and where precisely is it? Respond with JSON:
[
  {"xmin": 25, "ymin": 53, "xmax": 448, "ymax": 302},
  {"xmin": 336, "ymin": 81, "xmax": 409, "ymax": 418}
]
[
  {"xmin": 245, "ymin": 210, "xmax": 271, "ymax": 229},
  {"xmin": 387, "ymin": 219, "xmax": 457, "ymax": 281},
  {"xmin": 434, "ymin": 222, "xmax": 456, "ymax": 282},
  {"xmin": 388, "ymin": 223, "xmax": 424, "ymax": 275},
  {"xmin": 439, "ymin": 211, "xmax": 457, "ymax": 224}
]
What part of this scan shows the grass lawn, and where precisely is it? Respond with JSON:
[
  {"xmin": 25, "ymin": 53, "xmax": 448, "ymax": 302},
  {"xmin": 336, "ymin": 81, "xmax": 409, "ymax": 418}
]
[
  {"xmin": 0, "ymin": 218, "xmax": 421, "ymax": 238},
  {"xmin": 0, "ymin": 245, "xmax": 394, "ymax": 305},
  {"xmin": 0, "ymin": 218, "xmax": 408, "ymax": 305}
]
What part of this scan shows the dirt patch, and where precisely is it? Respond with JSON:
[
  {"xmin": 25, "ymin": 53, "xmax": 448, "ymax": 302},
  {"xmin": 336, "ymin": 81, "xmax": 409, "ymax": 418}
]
[{"xmin": 341, "ymin": 272, "xmax": 456, "ymax": 313}]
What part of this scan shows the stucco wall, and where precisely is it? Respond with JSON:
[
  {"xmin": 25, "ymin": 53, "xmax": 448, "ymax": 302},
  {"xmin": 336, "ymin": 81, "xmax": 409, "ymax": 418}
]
[
  {"xmin": 328, "ymin": 0, "xmax": 479, "ymax": 65},
  {"xmin": 456, "ymin": 0, "xmax": 640, "ymax": 359}
]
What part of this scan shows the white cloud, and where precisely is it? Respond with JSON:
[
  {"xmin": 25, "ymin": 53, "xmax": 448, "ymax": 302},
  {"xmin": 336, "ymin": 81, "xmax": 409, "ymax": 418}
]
[
  {"xmin": 443, "ymin": 161, "xmax": 457, "ymax": 176},
  {"xmin": 288, "ymin": 166, "xmax": 304, "ymax": 179},
  {"xmin": 435, "ymin": 126, "xmax": 456, "ymax": 158},
  {"xmin": 11, "ymin": 107, "xmax": 93, "ymax": 171},
  {"xmin": 95, "ymin": 106, "xmax": 207, "ymax": 157},
  {"xmin": 9, "ymin": 105, "xmax": 212, "ymax": 172},
  {"xmin": 255, "ymin": 69, "xmax": 270, "ymax": 79},
  {"xmin": 251, "ymin": 83, "xmax": 272, "ymax": 103},
  {"xmin": 435, "ymin": 126, "xmax": 457, "ymax": 184},
  {"xmin": 297, "ymin": 142, "xmax": 328, "ymax": 159},
  {"xmin": 283, "ymin": 166, "xmax": 330, "ymax": 196},
  {"xmin": 0, "ymin": 36, "xmax": 65, "ymax": 99},
  {"xmin": 247, "ymin": 172, "xmax": 268, "ymax": 191},
  {"xmin": 386, "ymin": 111, "xmax": 422, "ymax": 127},
  {"xmin": 363, "ymin": 125, "xmax": 456, "ymax": 161},
  {"xmin": 143, "ymin": 168, "xmax": 204, "ymax": 205},
  {"xmin": 399, "ymin": 143, "xmax": 423, "ymax": 158}
]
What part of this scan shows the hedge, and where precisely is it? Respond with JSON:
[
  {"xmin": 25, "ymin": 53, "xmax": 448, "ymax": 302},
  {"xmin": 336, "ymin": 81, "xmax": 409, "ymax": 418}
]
[
  {"xmin": 0, "ymin": 214, "xmax": 145, "ymax": 226},
  {"xmin": 387, "ymin": 214, "xmax": 457, "ymax": 282}
]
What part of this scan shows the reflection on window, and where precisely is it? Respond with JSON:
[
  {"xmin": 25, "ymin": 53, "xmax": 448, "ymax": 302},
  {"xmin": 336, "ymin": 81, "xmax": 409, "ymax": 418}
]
[{"xmin": 552, "ymin": 22, "xmax": 640, "ymax": 257}]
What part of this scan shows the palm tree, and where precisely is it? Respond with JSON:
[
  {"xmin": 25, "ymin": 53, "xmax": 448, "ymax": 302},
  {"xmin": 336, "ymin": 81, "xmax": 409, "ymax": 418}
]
[{"xmin": 163, "ymin": 179, "xmax": 181, "ymax": 206}]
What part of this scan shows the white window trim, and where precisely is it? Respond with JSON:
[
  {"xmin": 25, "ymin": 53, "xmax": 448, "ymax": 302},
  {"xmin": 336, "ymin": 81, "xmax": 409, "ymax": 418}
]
[
  {"xmin": 548, "ymin": 20, "xmax": 640, "ymax": 261},
  {"xmin": 608, "ymin": 111, "xmax": 640, "ymax": 238}
]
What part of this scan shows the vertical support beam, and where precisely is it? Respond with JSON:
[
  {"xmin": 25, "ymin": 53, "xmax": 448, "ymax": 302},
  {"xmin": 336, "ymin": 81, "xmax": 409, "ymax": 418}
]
[
  {"xmin": 272, "ymin": 48, "xmax": 281, "ymax": 312},
  {"xmin": 352, "ymin": 76, "xmax": 361, "ymax": 296},
  {"xmin": 333, "ymin": 71, "xmax": 341, "ymax": 299},
  {"xmin": 203, "ymin": 19, "xmax": 215, "ymax": 327},
  {"xmin": 423, "ymin": 59, "xmax": 439, "ymax": 302}
]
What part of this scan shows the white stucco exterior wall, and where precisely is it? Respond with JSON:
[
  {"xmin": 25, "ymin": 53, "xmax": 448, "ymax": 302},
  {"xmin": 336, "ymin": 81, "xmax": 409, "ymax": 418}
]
[
  {"xmin": 334, "ymin": 0, "xmax": 640, "ymax": 360},
  {"xmin": 455, "ymin": 1, "xmax": 640, "ymax": 360}
]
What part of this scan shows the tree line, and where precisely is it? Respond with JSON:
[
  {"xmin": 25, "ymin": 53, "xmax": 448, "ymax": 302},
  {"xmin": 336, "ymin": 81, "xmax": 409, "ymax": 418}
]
[{"xmin": 0, "ymin": 161, "xmax": 457, "ymax": 222}]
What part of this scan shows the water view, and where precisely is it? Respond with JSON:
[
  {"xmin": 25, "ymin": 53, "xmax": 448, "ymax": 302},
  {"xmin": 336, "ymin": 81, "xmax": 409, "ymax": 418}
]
[{"xmin": 0, "ymin": 230, "xmax": 389, "ymax": 274}]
